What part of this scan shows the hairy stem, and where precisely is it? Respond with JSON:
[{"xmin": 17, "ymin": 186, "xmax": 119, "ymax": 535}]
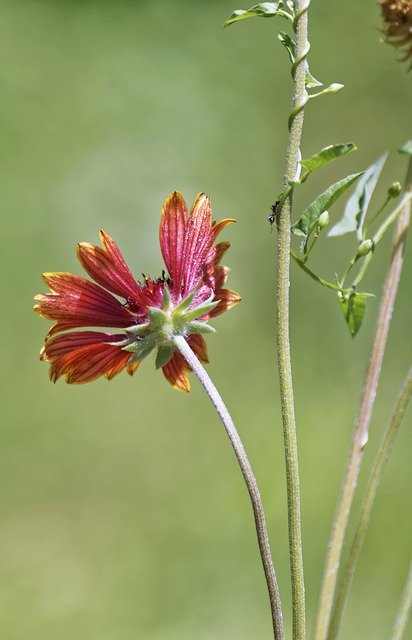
[
  {"xmin": 391, "ymin": 562, "xmax": 412, "ymax": 640},
  {"xmin": 276, "ymin": 2, "xmax": 310, "ymax": 638},
  {"xmin": 312, "ymin": 156, "xmax": 412, "ymax": 640},
  {"xmin": 173, "ymin": 335, "xmax": 285, "ymax": 640},
  {"xmin": 328, "ymin": 367, "xmax": 412, "ymax": 640}
]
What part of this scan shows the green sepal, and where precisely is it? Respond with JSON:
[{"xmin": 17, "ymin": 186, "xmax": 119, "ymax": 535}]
[
  {"xmin": 125, "ymin": 322, "xmax": 150, "ymax": 337},
  {"xmin": 147, "ymin": 306, "xmax": 169, "ymax": 327},
  {"xmin": 161, "ymin": 283, "xmax": 172, "ymax": 310},
  {"xmin": 329, "ymin": 153, "xmax": 388, "ymax": 239},
  {"xmin": 186, "ymin": 321, "xmax": 217, "ymax": 335},
  {"xmin": 122, "ymin": 334, "xmax": 158, "ymax": 359},
  {"xmin": 173, "ymin": 290, "xmax": 197, "ymax": 315},
  {"xmin": 155, "ymin": 344, "xmax": 175, "ymax": 369},
  {"xmin": 338, "ymin": 291, "xmax": 374, "ymax": 337},
  {"xmin": 291, "ymin": 172, "xmax": 363, "ymax": 238},
  {"xmin": 181, "ymin": 300, "xmax": 219, "ymax": 322},
  {"xmin": 224, "ymin": 2, "xmax": 284, "ymax": 28}
]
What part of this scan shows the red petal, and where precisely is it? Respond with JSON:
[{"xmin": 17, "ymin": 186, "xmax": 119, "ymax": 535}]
[
  {"xmin": 208, "ymin": 289, "xmax": 241, "ymax": 318},
  {"xmin": 211, "ymin": 218, "xmax": 236, "ymax": 240},
  {"xmin": 34, "ymin": 272, "xmax": 136, "ymax": 333},
  {"xmin": 41, "ymin": 332, "xmax": 131, "ymax": 384},
  {"xmin": 159, "ymin": 191, "xmax": 188, "ymax": 290},
  {"xmin": 77, "ymin": 230, "xmax": 145, "ymax": 306},
  {"xmin": 187, "ymin": 334, "xmax": 209, "ymax": 363},
  {"xmin": 162, "ymin": 351, "xmax": 190, "ymax": 392},
  {"xmin": 204, "ymin": 241, "xmax": 231, "ymax": 275},
  {"xmin": 182, "ymin": 193, "xmax": 214, "ymax": 295}
]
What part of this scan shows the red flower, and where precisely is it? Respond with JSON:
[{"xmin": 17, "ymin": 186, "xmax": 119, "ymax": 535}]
[{"xmin": 34, "ymin": 192, "xmax": 240, "ymax": 391}]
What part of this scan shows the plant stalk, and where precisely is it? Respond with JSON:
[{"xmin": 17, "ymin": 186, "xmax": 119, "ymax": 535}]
[
  {"xmin": 276, "ymin": 2, "xmax": 310, "ymax": 638},
  {"xmin": 312, "ymin": 156, "xmax": 412, "ymax": 640},
  {"xmin": 173, "ymin": 334, "xmax": 285, "ymax": 640},
  {"xmin": 328, "ymin": 367, "xmax": 412, "ymax": 640},
  {"xmin": 390, "ymin": 562, "xmax": 412, "ymax": 640}
]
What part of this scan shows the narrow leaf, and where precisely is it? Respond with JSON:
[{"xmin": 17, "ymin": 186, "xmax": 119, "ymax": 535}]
[
  {"xmin": 224, "ymin": 2, "xmax": 282, "ymax": 27},
  {"xmin": 291, "ymin": 172, "xmax": 363, "ymax": 238},
  {"xmin": 329, "ymin": 153, "xmax": 388, "ymax": 238},
  {"xmin": 305, "ymin": 70, "xmax": 323, "ymax": 89},
  {"xmin": 398, "ymin": 140, "xmax": 412, "ymax": 156},
  {"xmin": 187, "ymin": 321, "xmax": 216, "ymax": 335},
  {"xmin": 338, "ymin": 291, "xmax": 373, "ymax": 337},
  {"xmin": 182, "ymin": 300, "xmax": 219, "ymax": 322},
  {"xmin": 155, "ymin": 345, "xmax": 174, "ymax": 369},
  {"xmin": 300, "ymin": 143, "xmax": 357, "ymax": 173}
]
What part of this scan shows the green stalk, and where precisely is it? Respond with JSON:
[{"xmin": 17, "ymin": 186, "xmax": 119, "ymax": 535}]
[
  {"xmin": 276, "ymin": 2, "xmax": 310, "ymax": 638},
  {"xmin": 312, "ymin": 157, "xmax": 412, "ymax": 640},
  {"xmin": 173, "ymin": 335, "xmax": 285, "ymax": 640},
  {"xmin": 390, "ymin": 562, "xmax": 412, "ymax": 640},
  {"xmin": 327, "ymin": 368, "xmax": 412, "ymax": 640}
]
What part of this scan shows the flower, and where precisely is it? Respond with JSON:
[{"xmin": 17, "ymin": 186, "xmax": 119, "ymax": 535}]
[
  {"xmin": 34, "ymin": 192, "xmax": 240, "ymax": 391},
  {"xmin": 380, "ymin": 0, "xmax": 412, "ymax": 66}
]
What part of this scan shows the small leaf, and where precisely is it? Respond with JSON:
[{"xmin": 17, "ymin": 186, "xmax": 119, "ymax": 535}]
[
  {"xmin": 300, "ymin": 143, "xmax": 357, "ymax": 173},
  {"xmin": 329, "ymin": 153, "xmax": 388, "ymax": 239},
  {"xmin": 291, "ymin": 172, "xmax": 363, "ymax": 238},
  {"xmin": 398, "ymin": 140, "xmax": 412, "ymax": 155},
  {"xmin": 224, "ymin": 2, "xmax": 282, "ymax": 27},
  {"xmin": 278, "ymin": 31, "xmax": 295, "ymax": 63},
  {"xmin": 305, "ymin": 70, "xmax": 322, "ymax": 89},
  {"xmin": 338, "ymin": 291, "xmax": 373, "ymax": 337}
]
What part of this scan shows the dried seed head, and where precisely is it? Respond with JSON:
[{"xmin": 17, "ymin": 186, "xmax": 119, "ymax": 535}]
[{"xmin": 380, "ymin": 0, "xmax": 412, "ymax": 67}]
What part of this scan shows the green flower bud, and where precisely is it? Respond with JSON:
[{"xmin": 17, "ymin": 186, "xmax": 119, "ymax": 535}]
[
  {"xmin": 318, "ymin": 211, "xmax": 329, "ymax": 228},
  {"xmin": 357, "ymin": 239, "xmax": 374, "ymax": 257},
  {"xmin": 388, "ymin": 181, "xmax": 402, "ymax": 198}
]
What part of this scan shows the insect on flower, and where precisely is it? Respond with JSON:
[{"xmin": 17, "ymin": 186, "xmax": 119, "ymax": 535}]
[{"xmin": 34, "ymin": 192, "xmax": 241, "ymax": 392}]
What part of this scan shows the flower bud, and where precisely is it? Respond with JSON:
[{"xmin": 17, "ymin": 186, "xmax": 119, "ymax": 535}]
[
  {"xmin": 318, "ymin": 211, "xmax": 329, "ymax": 228},
  {"xmin": 388, "ymin": 181, "xmax": 402, "ymax": 198},
  {"xmin": 357, "ymin": 239, "xmax": 374, "ymax": 257}
]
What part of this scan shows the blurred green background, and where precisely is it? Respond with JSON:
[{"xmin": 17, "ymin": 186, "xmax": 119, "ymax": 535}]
[{"xmin": 1, "ymin": 1, "xmax": 411, "ymax": 638}]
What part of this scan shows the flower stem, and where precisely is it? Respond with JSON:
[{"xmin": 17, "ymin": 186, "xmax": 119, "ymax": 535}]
[
  {"xmin": 276, "ymin": 2, "xmax": 310, "ymax": 638},
  {"xmin": 173, "ymin": 334, "xmax": 285, "ymax": 640},
  {"xmin": 327, "ymin": 367, "xmax": 412, "ymax": 640},
  {"xmin": 290, "ymin": 250, "xmax": 348, "ymax": 293},
  {"xmin": 390, "ymin": 562, "xmax": 412, "ymax": 640},
  {"xmin": 312, "ymin": 155, "xmax": 412, "ymax": 640}
]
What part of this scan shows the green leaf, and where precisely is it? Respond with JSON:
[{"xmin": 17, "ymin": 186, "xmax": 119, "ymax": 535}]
[
  {"xmin": 278, "ymin": 31, "xmax": 295, "ymax": 63},
  {"xmin": 328, "ymin": 153, "xmax": 388, "ymax": 239},
  {"xmin": 291, "ymin": 172, "xmax": 363, "ymax": 238},
  {"xmin": 305, "ymin": 70, "xmax": 322, "ymax": 89},
  {"xmin": 155, "ymin": 345, "xmax": 174, "ymax": 369},
  {"xmin": 300, "ymin": 143, "xmax": 357, "ymax": 173},
  {"xmin": 338, "ymin": 291, "xmax": 373, "ymax": 337},
  {"xmin": 398, "ymin": 140, "xmax": 412, "ymax": 155},
  {"xmin": 224, "ymin": 2, "xmax": 282, "ymax": 27}
]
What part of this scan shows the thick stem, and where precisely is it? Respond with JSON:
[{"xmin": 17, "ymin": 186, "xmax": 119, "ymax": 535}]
[
  {"xmin": 276, "ymin": 2, "xmax": 310, "ymax": 638},
  {"xmin": 391, "ymin": 562, "xmax": 412, "ymax": 640},
  {"xmin": 328, "ymin": 368, "xmax": 412, "ymax": 640},
  {"xmin": 173, "ymin": 334, "xmax": 285, "ymax": 640},
  {"xmin": 312, "ymin": 156, "xmax": 412, "ymax": 640}
]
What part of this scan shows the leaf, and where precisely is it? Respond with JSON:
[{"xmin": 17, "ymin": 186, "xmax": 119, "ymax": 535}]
[
  {"xmin": 300, "ymin": 143, "xmax": 357, "ymax": 174},
  {"xmin": 398, "ymin": 140, "xmax": 412, "ymax": 156},
  {"xmin": 155, "ymin": 345, "xmax": 174, "ymax": 369},
  {"xmin": 278, "ymin": 31, "xmax": 295, "ymax": 63},
  {"xmin": 224, "ymin": 2, "xmax": 282, "ymax": 27},
  {"xmin": 291, "ymin": 172, "xmax": 363, "ymax": 238},
  {"xmin": 328, "ymin": 153, "xmax": 388, "ymax": 239},
  {"xmin": 305, "ymin": 70, "xmax": 322, "ymax": 89},
  {"xmin": 338, "ymin": 291, "xmax": 373, "ymax": 337}
]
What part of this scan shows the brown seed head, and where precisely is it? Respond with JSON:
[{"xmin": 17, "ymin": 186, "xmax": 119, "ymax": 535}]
[{"xmin": 380, "ymin": 0, "xmax": 412, "ymax": 66}]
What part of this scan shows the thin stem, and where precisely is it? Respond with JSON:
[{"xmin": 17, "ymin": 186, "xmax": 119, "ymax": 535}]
[
  {"xmin": 173, "ymin": 334, "xmax": 285, "ymax": 640},
  {"xmin": 363, "ymin": 195, "xmax": 391, "ymax": 237},
  {"xmin": 276, "ymin": 2, "xmax": 310, "ymax": 638},
  {"xmin": 291, "ymin": 250, "xmax": 347, "ymax": 293},
  {"xmin": 328, "ymin": 367, "xmax": 412, "ymax": 640},
  {"xmin": 312, "ymin": 155, "xmax": 412, "ymax": 640},
  {"xmin": 391, "ymin": 562, "xmax": 412, "ymax": 640}
]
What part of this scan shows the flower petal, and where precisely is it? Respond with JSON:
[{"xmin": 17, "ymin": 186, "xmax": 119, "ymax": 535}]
[
  {"xmin": 162, "ymin": 351, "xmax": 190, "ymax": 392},
  {"xmin": 208, "ymin": 289, "xmax": 241, "ymax": 318},
  {"xmin": 204, "ymin": 241, "xmax": 231, "ymax": 275},
  {"xmin": 160, "ymin": 191, "xmax": 188, "ymax": 289},
  {"xmin": 212, "ymin": 218, "xmax": 236, "ymax": 240},
  {"xmin": 40, "ymin": 332, "xmax": 131, "ymax": 384},
  {"xmin": 182, "ymin": 193, "xmax": 214, "ymax": 294},
  {"xmin": 187, "ymin": 334, "xmax": 209, "ymax": 363},
  {"xmin": 77, "ymin": 230, "xmax": 145, "ymax": 306},
  {"xmin": 34, "ymin": 272, "xmax": 136, "ymax": 334}
]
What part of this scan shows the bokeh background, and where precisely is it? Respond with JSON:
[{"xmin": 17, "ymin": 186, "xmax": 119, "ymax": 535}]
[{"xmin": 1, "ymin": 1, "xmax": 411, "ymax": 638}]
